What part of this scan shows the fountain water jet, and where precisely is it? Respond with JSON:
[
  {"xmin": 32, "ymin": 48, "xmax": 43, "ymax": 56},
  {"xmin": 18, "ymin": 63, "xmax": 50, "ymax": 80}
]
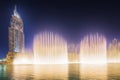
[
  {"xmin": 80, "ymin": 33, "xmax": 107, "ymax": 64},
  {"xmin": 33, "ymin": 31, "xmax": 68, "ymax": 64},
  {"xmin": 108, "ymin": 39, "xmax": 120, "ymax": 63}
]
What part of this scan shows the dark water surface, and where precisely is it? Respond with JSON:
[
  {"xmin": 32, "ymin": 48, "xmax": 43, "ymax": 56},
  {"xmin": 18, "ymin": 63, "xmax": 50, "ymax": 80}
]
[{"xmin": 0, "ymin": 64, "xmax": 120, "ymax": 80}]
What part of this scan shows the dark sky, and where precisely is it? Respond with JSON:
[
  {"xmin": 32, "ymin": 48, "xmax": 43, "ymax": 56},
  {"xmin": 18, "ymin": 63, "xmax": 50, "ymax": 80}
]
[{"xmin": 0, "ymin": 0, "xmax": 120, "ymax": 58}]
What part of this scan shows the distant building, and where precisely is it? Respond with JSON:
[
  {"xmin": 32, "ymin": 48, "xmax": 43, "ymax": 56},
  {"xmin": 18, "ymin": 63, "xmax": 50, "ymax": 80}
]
[
  {"xmin": 6, "ymin": 6, "xmax": 24, "ymax": 64},
  {"xmin": 8, "ymin": 6, "xmax": 24, "ymax": 53},
  {"xmin": 0, "ymin": 58, "xmax": 6, "ymax": 64},
  {"xmin": 0, "ymin": 59, "xmax": 6, "ymax": 62}
]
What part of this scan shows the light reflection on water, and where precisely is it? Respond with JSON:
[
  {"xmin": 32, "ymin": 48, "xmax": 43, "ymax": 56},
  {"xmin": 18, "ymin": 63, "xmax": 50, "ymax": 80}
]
[
  {"xmin": 108, "ymin": 64, "xmax": 120, "ymax": 80},
  {"xmin": 0, "ymin": 64, "xmax": 120, "ymax": 80},
  {"xmin": 80, "ymin": 64, "xmax": 107, "ymax": 80}
]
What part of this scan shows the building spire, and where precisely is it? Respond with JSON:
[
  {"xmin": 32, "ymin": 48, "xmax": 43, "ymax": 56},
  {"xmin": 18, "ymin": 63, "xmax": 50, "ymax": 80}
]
[
  {"xmin": 14, "ymin": 5, "xmax": 17, "ymax": 13},
  {"xmin": 13, "ymin": 5, "xmax": 21, "ymax": 18}
]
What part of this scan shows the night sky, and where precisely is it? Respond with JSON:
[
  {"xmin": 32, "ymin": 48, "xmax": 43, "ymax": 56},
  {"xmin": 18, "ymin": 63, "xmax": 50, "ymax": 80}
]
[{"xmin": 0, "ymin": 0, "xmax": 120, "ymax": 58}]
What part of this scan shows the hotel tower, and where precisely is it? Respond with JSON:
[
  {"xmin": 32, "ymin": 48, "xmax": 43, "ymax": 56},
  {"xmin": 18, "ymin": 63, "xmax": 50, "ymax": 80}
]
[{"xmin": 8, "ymin": 6, "xmax": 24, "ymax": 53}]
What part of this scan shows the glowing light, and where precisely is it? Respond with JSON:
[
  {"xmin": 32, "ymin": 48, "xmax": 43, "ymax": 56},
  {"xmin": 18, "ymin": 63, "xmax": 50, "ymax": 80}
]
[
  {"xmin": 80, "ymin": 33, "xmax": 107, "ymax": 64},
  {"xmin": 33, "ymin": 31, "xmax": 68, "ymax": 64},
  {"xmin": 80, "ymin": 64, "xmax": 107, "ymax": 80},
  {"xmin": 13, "ymin": 5, "xmax": 21, "ymax": 19},
  {"xmin": 13, "ymin": 53, "xmax": 34, "ymax": 64},
  {"xmin": 108, "ymin": 39, "xmax": 120, "ymax": 63},
  {"xmin": 9, "ymin": 65, "xmax": 68, "ymax": 80}
]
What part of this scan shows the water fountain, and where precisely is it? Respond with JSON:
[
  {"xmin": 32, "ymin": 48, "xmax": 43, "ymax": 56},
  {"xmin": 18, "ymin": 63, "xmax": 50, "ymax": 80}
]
[
  {"xmin": 33, "ymin": 31, "xmax": 68, "ymax": 64},
  {"xmin": 80, "ymin": 33, "xmax": 107, "ymax": 64},
  {"xmin": 13, "ymin": 53, "xmax": 34, "ymax": 64},
  {"xmin": 108, "ymin": 39, "xmax": 120, "ymax": 63}
]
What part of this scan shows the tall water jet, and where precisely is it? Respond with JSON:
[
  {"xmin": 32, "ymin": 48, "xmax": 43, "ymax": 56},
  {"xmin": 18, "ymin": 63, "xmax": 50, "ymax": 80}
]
[
  {"xmin": 33, "ymin": 31, "xmax": 68, "ymax": 64},
  {"xmin": 108, "ymin": 39, "xmax": 120, "ymax": 63},
  {"xmin": 80, "ymin": 33, "xmax": 107, "ymax": 64}
]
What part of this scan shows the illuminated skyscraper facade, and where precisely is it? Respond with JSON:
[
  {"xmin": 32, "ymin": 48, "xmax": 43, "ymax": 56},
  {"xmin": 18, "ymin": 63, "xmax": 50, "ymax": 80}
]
[{"xmin": 9, "ymin": 6, "xmax": 24, "ymax": 53}]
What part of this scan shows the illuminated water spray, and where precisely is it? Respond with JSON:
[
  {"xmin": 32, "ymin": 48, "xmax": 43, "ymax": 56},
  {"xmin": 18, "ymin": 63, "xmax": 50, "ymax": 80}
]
[
  {"xmin": 80, "ymin": 34, "xmax": 107, "ymax": 64},
  {"xmin": 13, "ymin": 53, "xmax": 34, "ymax": 64},
  {"xmin": 108, "ymin": 39, "xmax": 120, "ymax": 63},
  {"xmin": 33, "ymin": 32, "xmax": 68, "ymax": 64}
]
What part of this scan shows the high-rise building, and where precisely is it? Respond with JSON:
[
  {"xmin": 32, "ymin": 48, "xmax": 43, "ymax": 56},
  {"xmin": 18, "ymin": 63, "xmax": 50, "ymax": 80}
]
[{"xmin": 8, "ymin": 6, "xmax": 24, "ymax": 53}]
